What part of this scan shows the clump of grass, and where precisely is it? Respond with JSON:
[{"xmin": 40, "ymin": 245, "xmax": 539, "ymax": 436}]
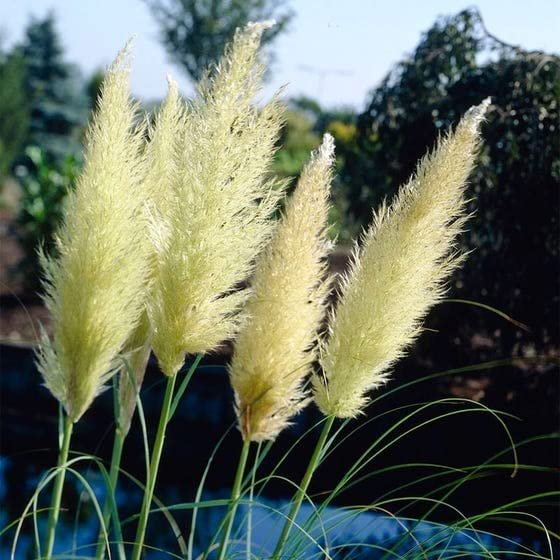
[
  {"xmin": 116, "ymin": 77, "xmax": 186, "ymax": 436},
  {"xmin": 213, "ymin": 133, "xmax": 335, "ymax": 560},
  {"xmin": 272, "ymin": 98, "xmax": 491, "ymax": 555},
  {"xmin": 7, "ymin": 19, "xmax": 557, "ymax": 560}
]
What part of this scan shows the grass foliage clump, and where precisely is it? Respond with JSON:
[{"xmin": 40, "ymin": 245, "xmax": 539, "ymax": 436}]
[{"xmin": 5, "ymin": 21, "xmax": 557, "ymax": 560}]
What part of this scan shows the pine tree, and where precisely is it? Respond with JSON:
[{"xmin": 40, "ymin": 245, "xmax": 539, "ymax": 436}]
[
  {"xmin": 0, "ymin": 45, "xmax": 29, "ymax": 181},
  {"xmin": 145, "ymin": 0, "xmax": 293, "ymax": 82},
  {"xmin": 19, "ymin": 13, "xmax": 87, "ymax": 160}
]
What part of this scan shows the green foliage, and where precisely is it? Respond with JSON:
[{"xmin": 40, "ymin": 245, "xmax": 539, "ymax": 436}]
[
  {"xmin": 145, "ymin": 0, "xmax": 293, "ymax": 81},
  {"xmin": 0, "ymin": 46, "xmax": 29, "ymax": 182},
  {"xmin": 340, "ymin": 8, "xmax": 559, "ymax": 356},
  {"xmin": 276, "ymin": 97, "xmax": 358, "ymax": 180},
  {"xmin": 19, "ymin": 13, "xmax": 87, "ymax": 161},
  {"xmin": 274, "ymin": 109, "xmax": 320, "ymax": 178},
  {"xmin": 86, "ymin": 68, "xmax": 106, "ymax": 110},
  {"xmin": 272, "ymin": 104, "xmax": 357, "ymax": 240},
  {"xmin": 277, "ymin": 97, "xmax": 357, "ymax": 240},
  {"xmin": 15, "ymin": 146, "xmax": 79, "ymax": 285},
  {"xmin": 292, "ymin": 95, "xmax": 356, "ymax": 136}
]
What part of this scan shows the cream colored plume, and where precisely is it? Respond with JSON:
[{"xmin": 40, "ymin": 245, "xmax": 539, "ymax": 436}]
[
  {"xmin": 36, "ymin": 45, "xmax": 149, "ymax": 422},
  {"xmin": 117, "ymin": 78, "xmax": 184, "ymax": 431},
  {"xmin": 143, "ymin": 76, "xmax": 184, "ymax": 217},
  {"xmin": 230, "ymin": 134, "xmax": 335, "ymax": 442},
  {"xmin": 314, "ymin": 99, "xmax": 490, "ymax": 418},
  {"xmin": 150, "ymin": 22, "xmax": 285, "ymax": 377}
]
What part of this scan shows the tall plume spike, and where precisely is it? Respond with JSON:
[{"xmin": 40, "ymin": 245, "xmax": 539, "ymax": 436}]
[{"xmin": 314, "ymin": 99, "xmax": 490, "ymax": 418}]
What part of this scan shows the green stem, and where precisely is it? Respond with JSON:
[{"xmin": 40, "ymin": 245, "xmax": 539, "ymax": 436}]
[
  {"xmin": 215, "ymin": 437, "xmax": 252, "ymax": 560},
  {"xmin": 44, "ymin": 413, "xmax": 74, "ymax": 560},
  {"xmin": 169, "ymin": 354, "xmax": 203, "ymax": 420},
  {"xmin": 272, "ymin": 415, "xmax": 335, "ymax": 559},
  {"xmin": 131, "ymin": 374, "xmax": 176, "ymax": 560},
  {"xmin": 95, "ymin": 427, "xmax": 125, "ymax": 560},
  {"xmin": 246, "ymin": 441, "xmax": 261, "ymax": 560}
]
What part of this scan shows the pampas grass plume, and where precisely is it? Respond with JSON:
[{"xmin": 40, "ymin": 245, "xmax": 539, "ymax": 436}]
[
  {"xmin": 36, "ymin": 45, "xmax": 149, "ymax": 422},
  {"xmin": 150, "ymin": 22, "xmax": 285, "ymax": 377},
  {"xmin": 144, "ymin": 75, "xmax": 184, "ymax": 216},
  {"xmin": 230, "ymin": 134, "xmax": 335, "ymax": 442},
  {"xmin": 314, "ymin": 99, "xmax": 490, "ymax": 418},
  {"xmin": 117, "ymin": 78, "xmax": 184, "ymax": 431}
]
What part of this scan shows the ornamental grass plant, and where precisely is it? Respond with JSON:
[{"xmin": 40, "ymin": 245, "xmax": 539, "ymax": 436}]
[{"xmin": 5, "ymin": 21, "xmax": 558, "ymax": 560}]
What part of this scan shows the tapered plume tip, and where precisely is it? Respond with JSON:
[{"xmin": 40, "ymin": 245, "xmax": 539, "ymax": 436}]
[
  {"xmin": 465, "ymin": 97, "xmax": 491, "ymax": 131},
  {"xmin": 166, "ymin": 74, "xmax": 178, "ymax": 91},
  {"xmin": 317, "ymin": 133, "xmax": 335, "ymax": 164},
  {"xmin": 111, "ymin": 37, "xmax": 136, "ymax": 71},
  {"xmin": 246, "ymin": 20, "xmax": 276, "ymax": 37}
]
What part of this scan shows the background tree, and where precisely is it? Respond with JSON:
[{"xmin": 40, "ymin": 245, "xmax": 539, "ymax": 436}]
[
  {"xmin": 145, "ymin": 0, "xmax": 293, "ymax": 82},
  {"xmin": 19, "ymin": 13, "xmax": 87, "ymax": 161},
  {"xmin": 0, "ymin": 43, "xmax": 29, "ymax": 183},
  {"xmin": 14, "ymin": 146, "xmax": 79, "ymax": 286},
  {"xmin": 2, "ymin": 14, "xmax": 88, "ymax": 285},
  {"xmin": 339, "ymin": 8, "xmax": 559, "ymax": 363},
  {"xmin": 274, "ymin": 96, "xmax": 357, "ymax": 181},
  {"xmin": 85, "ymin": 68, "xmax": 105, "ymax": 110},
  {"xmin": 282, "ymin": 96, "xmax": 357, "ymax": 239},
  {"xmin": 273, "ymin": 107, "xmax": 320, "ymax": 179}
]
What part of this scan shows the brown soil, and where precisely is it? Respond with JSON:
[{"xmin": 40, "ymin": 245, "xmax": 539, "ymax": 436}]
[
  {"xmin": 0, "ymin": 204, "xmax": 353, "ymax": 349},
  {"xmin": 1, "ymin": 207, "xmax": 52, "ymax": 346}
]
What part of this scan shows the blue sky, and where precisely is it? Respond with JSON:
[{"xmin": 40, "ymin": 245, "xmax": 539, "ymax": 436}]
[{"xmin": 2, "ymin": 0, "xmax": 559, "ymax": 109}]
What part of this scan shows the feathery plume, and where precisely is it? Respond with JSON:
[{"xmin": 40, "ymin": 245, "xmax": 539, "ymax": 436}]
[
  {"xmin": 230, "ymin": 134, "xmax": 335, "ymax": 442},
  {"xmin": 117, "ymin": 78, "xmax": 184, "ymax": 431},
  {"xmin": 144, "ymin": 76, "xmax": 184, "ymax": 216},
  {"xmin": 35, "ymin": 45, "xmax": 149, "ymax": 422},
  {"xmin": 314, "ymin": 99, "xmax": 491, "ymax": 418},
  {"xmin": 150, "ymin": 22, "xmax": 285, "ymax": 377}
]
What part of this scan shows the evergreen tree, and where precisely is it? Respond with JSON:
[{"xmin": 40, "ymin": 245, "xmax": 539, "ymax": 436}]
[
  {"xmin": 19, "ymin": 13, "xmax": 87, "ymax": 160},
  {"xmin": 85, "ymin": 68, "xmax": 105, "ymax": 110},
  {"xmin": 0, "ymin": 44, "xmax": 29, "ymax": 182},
  {"xmin": 145, "ymin": 0, "xmax": 293, "ymax": 82}
]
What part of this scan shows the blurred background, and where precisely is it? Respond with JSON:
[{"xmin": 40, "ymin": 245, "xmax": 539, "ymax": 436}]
[{"xmin": 0, "ymin": 0, "xmax": 558, "ymax": 556}]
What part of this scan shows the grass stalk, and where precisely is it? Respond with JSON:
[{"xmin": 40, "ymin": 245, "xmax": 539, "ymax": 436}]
[
  {"xmin": 131, "ymin": 374, "xmax": 176, "ymax": 560},
  {"xmin": 245, "ymin": 442, "xmax": 261, "ymax": 560},
  {"xmin": 272, "ymin": 414, "xmax": 335, "ymax": 559},
  {"xmin": 95, "ymin": 426, "xmax": 125, "ymax": 559},
  {"xmin": 44, "ymin": 412, "xmax": 74, "ymax": 560},
  {"xmin": 215, "ymin": 436, "xmax": 252, "ymax": 560}
]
